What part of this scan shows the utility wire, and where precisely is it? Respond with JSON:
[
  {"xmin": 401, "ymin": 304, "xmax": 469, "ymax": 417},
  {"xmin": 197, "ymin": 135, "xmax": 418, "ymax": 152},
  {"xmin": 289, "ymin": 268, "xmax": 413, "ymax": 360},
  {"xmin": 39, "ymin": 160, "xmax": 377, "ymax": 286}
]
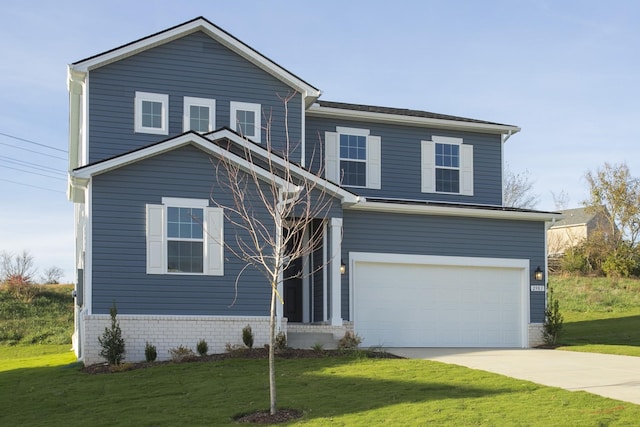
[
  {"xmin": 0, "ymin": 131, "xmax": 67, "ymax": 153},
  {"xmin": 0, "ymin": 140, "xmax": 67, "ymax": 161},
  {"xmin": 0, "ymin": 156, "xmax": 66, "ymax": 176},
  {"xmin": 1, "ymin": 165, "xmax": 66, "ymax": 181},
  {"xmin": 0, "ymin": 178, "xmax": 63, "ymax": 194}
]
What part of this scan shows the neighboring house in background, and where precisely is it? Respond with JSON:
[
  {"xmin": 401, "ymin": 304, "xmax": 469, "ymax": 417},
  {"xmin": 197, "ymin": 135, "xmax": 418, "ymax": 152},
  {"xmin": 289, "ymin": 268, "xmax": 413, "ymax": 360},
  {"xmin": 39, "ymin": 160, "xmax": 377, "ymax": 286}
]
[
  {"xmin": 547, "ymin": 207, "xmax": 612, "ymax": 256},
  {"xmin": 67, "ymin": 17, "xmax": 560, "ymax": 364}
]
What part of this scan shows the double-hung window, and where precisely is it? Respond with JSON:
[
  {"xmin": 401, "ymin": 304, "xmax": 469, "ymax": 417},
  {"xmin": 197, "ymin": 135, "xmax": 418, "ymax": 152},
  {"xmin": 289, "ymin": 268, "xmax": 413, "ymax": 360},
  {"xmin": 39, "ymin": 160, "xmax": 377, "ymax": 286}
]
[
  {"xmin": 146, "ymin": 198, "xmax": 224, "ymax": 275},
  {"xmin": 135, "ymin": 92, "xmax": 169, "ymax": 135},
  {"xmin": 325, "ymin": 127, "xmax": 381, "ymax": 189},
  {"xmin": 421, "ymin": 136, "xmax": 474, "ymax": 196},
  {"xmin": 183, "ymin": 97, "xmax": 216, "ymax": 133},
  {"xmin": 230, "ymin": 101, "xmax": 261, "ymax": 143}
]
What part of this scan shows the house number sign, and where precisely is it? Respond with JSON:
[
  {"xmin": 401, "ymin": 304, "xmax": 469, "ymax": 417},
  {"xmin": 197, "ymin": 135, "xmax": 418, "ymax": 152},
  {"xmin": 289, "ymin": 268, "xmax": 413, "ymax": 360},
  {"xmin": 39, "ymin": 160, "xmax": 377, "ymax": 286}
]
[{"xmin": 530, "ymin": 285, "xmax": 545, "ymax": 292}]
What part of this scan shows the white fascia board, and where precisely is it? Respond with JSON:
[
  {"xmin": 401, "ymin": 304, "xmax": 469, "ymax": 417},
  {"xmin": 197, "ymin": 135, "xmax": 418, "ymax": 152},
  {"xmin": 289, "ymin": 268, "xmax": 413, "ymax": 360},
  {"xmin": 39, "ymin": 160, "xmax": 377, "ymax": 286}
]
[
  {"xmin": 70, "ymin": 18, "xmax": 320, "ymax": 102},
  {"xmin": 207, "ymin": 129, "xmax": 360, "ymax": 205},
  {"xmin": 71, "ymin": 133, "xmax": 296, "ymax": 193},
  {"xmin": 347, "ymin": 200, "xmax": 562, "ymax": 222},
  {"xmin": 307, "ymin": 104, "xmax": 521, "ymax": 135}
]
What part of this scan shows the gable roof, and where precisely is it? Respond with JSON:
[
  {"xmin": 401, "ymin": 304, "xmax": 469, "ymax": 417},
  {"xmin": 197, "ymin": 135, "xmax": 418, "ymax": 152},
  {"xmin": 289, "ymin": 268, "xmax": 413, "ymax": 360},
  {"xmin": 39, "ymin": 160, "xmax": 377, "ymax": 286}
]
[
  {"xmin": 549, "ymin": 207, "xmax": 604, "ymax": 228},
  {"xmin": 69, "ymin": 16, "xmax": 321, "ymax": 103},
  {"xmin": 69, "ymin": 129, "xmax": 359, "ymax": 205},
  {"xmin": 308, "ymin": 100, "xmax": 521, "ymax": 135}
]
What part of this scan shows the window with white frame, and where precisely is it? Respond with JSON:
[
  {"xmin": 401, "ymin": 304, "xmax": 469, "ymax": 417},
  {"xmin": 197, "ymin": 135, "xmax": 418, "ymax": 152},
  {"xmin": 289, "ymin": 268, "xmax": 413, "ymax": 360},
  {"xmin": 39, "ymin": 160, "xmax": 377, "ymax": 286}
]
[
  {"xmin": 421, "ymin": 136, "xmax": 474, "ymax": 196},
  {"xmin": 135, "ymin": 92, "xmax": 169, "ymax": 135},
  {"xmin": 146, "ymin": 197, "xmax": 224, "ymax": 275},
  {"xmin": 230, "ymin": 101, "xmax": 261, "ymax": 143},
  {"xmin": 325, "ymin": 127, "xmax": 381, "ymax": 189},
  {"xmin": 183, "ymin": 97, "xmax": 216, "ymax": 133}
]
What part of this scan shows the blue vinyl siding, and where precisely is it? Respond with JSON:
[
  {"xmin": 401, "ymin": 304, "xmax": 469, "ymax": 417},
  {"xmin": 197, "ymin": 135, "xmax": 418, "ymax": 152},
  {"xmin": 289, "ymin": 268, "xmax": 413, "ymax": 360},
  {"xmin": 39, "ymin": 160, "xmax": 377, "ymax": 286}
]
[
  {"xmin": 88, "ymin": 31, "xmax": 302, "ymax": 163},
  {"xmin": 91, "ymin": 145, "xmax": 275, "ymax": 315},
  {"xmin": 340, "ymin": 210, "xmax": 546, "ymax": 322},
  {"xmin": 306, "ymin": 116, "xmax": 503, "ymax": 205}
]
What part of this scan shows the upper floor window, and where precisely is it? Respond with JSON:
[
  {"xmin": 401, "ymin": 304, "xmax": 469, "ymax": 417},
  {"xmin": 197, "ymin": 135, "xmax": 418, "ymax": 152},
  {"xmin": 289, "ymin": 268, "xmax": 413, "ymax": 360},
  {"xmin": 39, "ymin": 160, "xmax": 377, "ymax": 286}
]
[
  {"xmin": 230, "ymin": 101, "xmax": 261, "ymax": 143},
  {"xmin": 183, "ymin": 97, "xmax": 216, "ymax": 133},
  {"xmin": 325, "ymin": 127, "xmax": 381, "ymax": 189},
  {"xmin": 421, "ymin": 136, "xmax": 474, "ymax": 196},
  {"xmin": 135, "ymin": 92, "xmax": 168, "ymax": 135},
  {"xmin": 146, "ymin": 197, "xmax": 224, "ymax": 276}
]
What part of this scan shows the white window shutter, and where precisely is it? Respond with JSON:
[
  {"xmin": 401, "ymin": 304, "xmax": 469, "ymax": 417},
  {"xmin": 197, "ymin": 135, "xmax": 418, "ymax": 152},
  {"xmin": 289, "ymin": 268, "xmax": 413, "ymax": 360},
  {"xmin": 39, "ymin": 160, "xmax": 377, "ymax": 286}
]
[
  {"xmin": 367, "ymin": 135, "xmax": 381, "ymax": 189},
  {"xmin": 460, "ymin": 144, "xmax": 474, "ymax": 196},
  {"xmin": 146, "ymin": 204, "xmax": 165, "ymax": 274},
  {"xmin": 421, "ymin": 140, "xmax": 435, "ymax": 193},
  {"xmin": 324, "ymin": 131, "xmax": 339, "ymax": 183},
  {"xmin": 205, "ymin": 207, "xmax": 224, "ymax": 276}
]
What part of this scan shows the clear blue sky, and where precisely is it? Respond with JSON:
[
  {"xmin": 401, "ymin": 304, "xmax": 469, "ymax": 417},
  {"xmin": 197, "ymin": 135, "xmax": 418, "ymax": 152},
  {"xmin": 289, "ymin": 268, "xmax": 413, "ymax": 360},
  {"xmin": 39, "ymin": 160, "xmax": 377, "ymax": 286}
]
[{"xmin": 1, "ymin": 1, "xmax": 639, "ymax": 282}]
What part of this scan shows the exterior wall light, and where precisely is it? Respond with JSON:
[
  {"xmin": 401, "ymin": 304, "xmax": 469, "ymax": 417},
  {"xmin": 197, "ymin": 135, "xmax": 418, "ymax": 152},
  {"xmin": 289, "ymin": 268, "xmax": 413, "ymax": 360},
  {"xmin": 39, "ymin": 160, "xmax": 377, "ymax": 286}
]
[
  {"xmin": 534, "ymin": 266, "xmax": 544, "ymax": 281},
  {"xmin": 340, "ymin": 259, "xmax": 346, "ymax": 275}
]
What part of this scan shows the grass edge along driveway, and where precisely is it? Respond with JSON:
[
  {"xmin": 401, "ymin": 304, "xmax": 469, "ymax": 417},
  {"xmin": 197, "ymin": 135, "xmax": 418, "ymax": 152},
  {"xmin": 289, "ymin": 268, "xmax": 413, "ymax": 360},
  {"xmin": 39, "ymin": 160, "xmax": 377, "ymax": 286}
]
[{"xmin": 1, "ymin": 346, "xmax": 639, "ymax": 426}]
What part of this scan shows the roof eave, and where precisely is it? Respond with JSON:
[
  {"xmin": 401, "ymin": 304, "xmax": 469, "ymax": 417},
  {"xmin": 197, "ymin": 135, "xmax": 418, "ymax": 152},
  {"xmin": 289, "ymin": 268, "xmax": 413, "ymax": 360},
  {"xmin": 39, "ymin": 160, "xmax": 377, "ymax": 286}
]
[
  {"xmin": 307, "ymin": 104, "xmax": 521, "ymax": 135},
  {"xmin": 347, "ymin": 200, "xmax": 561, "ymax": 222}
]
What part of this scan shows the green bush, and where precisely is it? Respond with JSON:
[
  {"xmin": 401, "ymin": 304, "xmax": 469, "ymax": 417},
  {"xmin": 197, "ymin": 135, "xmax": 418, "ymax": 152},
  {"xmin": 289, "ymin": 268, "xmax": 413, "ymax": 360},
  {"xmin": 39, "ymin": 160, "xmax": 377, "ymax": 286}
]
[
  {"xmin": 145, "ymin": 342, "xmax": 157, "ymax": 362},
  {"xmin": 274, "ymin": 332, "xmax": 287, "ymax": 351},
  {"xmin": 98, "ymin": 303, "xmax": 126, "ymax": 365},
  {"xmin": 560, "ymin": 247, "xmax": 589, "ymax": 274},
  {"xmin": 196, "ymin": 339, "xmax": 208, "ymax": 356},
  {"xmin": 242, "ymin": 324, "xmax": 254, "ymax": 349},
  {"xmin": 602, "ymin": 244, "xmax": 640, "ymax": 278},
  {"xmin": 543, "ymin": 287, "xmax": 563, "ymax": 345}
]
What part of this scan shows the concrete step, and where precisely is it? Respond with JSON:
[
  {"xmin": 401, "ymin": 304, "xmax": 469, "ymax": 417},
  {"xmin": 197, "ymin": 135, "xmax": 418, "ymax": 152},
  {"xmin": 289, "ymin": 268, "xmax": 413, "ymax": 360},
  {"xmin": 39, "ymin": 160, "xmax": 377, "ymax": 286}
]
[{"xmin": 287, "ymin": 332, "xmax": 337, "ymax": 350}]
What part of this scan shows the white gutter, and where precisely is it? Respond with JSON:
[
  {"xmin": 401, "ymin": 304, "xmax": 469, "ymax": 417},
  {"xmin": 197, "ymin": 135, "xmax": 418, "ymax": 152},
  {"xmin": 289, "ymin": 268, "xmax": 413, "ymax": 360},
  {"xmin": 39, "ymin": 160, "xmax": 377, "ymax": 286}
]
[
  {"xmin": 346, "ymin": 200, "xmax": 561, "ymax": 222},
  {"xmin": 308, "ymin": 104, "xmax": 521, "ymax": 135}
]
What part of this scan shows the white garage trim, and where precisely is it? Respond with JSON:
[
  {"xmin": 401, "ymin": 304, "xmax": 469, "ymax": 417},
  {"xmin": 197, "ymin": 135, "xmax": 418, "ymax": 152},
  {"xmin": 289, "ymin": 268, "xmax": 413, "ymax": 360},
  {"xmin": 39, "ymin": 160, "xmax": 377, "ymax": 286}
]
[{"xmin": 349, "ymin": 252, "xmax": 530, "ymax": 348}]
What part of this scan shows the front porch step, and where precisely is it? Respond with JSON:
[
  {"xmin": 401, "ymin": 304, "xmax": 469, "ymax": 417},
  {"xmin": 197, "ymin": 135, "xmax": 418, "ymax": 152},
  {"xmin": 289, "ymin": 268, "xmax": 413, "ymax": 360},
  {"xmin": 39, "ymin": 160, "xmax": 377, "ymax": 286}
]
[{"xmin": 287, "ymin": 332, "xmax": 337, "ymax": 350}]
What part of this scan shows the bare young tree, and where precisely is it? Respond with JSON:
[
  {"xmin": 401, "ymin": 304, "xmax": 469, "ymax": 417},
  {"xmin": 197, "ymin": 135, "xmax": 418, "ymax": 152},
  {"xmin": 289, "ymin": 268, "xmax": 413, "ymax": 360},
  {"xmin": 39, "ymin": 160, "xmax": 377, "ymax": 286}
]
[
  {"xmin": 212, "ymin": 92, "xmax": 334, "ymax": 416},
  {"xmin": 551, "ymin": 189, "xmax": 570, "ymax": 211},
  {"xmin": 0, "ymin": 249, "xmax": 37, "ymax": 284},
  {"xmin": 41, "ymin": 266, "xmax": 64, "ymax": 284},
  {"xmin": 584, "ymin": 162, "xmax": 640, "ymax": 246},
  {"xmin": 503, "ymin": 163, "xmax": 539, "ymax": 209}
]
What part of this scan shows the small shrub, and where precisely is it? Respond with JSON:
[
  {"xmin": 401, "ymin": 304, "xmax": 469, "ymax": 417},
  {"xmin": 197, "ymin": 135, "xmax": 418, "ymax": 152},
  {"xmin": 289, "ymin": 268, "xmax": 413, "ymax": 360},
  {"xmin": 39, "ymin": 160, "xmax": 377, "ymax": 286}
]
[
  {"xmin": 98, "ymin": 303, "xmax": 126, "ymax": 365},
  {"xmin": 168, "ymin": 345, "xmax": 196, "ymax": 362},
  {"xmin": 274, "ymin": 331, "xmax": 287, "ymax": 351},
  {"xmin": 543, "ymin": 286, "xmax": 564, "ymax": 345},
  {"xmin": 196, "ymin": 339, "xmax": 208, "ymax": 356},
  {"xmin": 242, "ymin": 324, "xmax": 254, "ymax": 349},
  {"xmin": 338, "ymin": 331, "xmax": 362, "ymax": 350},
  {"xmin": 145, "ymin": 342, "xmax": 157, "ymax": 362},
  {"xmin": 311, "ymin": 342, "xmax": 324, "ymax": 352},
  {"xmin": 4, "ymin": 275, "xmax": 38, "ymax": 303}
]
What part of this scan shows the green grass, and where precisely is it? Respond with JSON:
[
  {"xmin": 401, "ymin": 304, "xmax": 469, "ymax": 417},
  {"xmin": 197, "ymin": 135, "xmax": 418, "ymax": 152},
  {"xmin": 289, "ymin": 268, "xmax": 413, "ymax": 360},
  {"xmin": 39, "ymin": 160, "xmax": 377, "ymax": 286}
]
[
  {"xmin": 551, "ymin": 276, "xmax": 640, "ymax": 356},
  {"xmin": 0, "ymin": 284, "xmax": 73, "ymax": 346},
  {"xmin": 0, "ymin": 346, "xmax": 638, "ymax": 426}
]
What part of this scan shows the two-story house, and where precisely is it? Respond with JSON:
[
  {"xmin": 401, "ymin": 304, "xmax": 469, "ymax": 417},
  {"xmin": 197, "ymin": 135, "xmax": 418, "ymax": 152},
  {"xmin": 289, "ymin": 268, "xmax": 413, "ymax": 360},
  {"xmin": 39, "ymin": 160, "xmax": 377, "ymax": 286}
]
[{"xmin": 68, "ymin": 17, "xmax": 559, "ymax": 364}]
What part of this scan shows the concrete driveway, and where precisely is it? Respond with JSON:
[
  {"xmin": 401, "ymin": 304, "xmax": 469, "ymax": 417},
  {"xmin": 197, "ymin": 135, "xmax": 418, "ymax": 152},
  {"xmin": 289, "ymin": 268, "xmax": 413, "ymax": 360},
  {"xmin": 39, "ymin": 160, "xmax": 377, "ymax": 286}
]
[{"xmin": 388, "ymin": 348, "xmax": 640, "ymax": 405}]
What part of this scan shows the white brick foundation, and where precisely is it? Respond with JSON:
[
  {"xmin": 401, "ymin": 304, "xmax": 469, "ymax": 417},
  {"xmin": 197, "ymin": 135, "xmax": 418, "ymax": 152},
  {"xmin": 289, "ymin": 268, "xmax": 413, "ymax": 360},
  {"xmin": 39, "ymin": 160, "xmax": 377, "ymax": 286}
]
[
  {"xmin": 528, "ymin": 323, "xmax": 544, "ymax": 347},
  {"xmin": 82, "ymin": 313, "xmax": 282, "ymax": 365}
]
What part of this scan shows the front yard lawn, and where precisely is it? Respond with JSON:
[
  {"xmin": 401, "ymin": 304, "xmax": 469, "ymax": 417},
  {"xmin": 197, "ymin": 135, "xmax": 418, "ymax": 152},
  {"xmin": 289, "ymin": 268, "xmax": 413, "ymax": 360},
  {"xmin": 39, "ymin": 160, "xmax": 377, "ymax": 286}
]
[{"xmin": 0, "ymin": 345, "xmax": 638, "ymax": 426}]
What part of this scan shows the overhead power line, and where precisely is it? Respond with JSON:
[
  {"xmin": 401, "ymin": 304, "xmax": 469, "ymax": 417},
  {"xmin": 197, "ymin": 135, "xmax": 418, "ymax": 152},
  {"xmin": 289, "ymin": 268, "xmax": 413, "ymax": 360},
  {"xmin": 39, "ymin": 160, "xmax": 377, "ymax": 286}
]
[
  {"xmin": 1, "ymin": 165, "xmax": 66, "ymax": 181},
  {"xmin": 0, "ymin": 178, "xmax": 63, "ymax": 194},
  {"xmin": 0, "ymin": 155, "xmax": 66, "ymax": 176},
  {"xmin": 0, "ymin": 140, "xmax": 67, "ymax": 161},
  {"xmin": 0, "ymin": 131, "xmax": 67, "ymax": 153}
]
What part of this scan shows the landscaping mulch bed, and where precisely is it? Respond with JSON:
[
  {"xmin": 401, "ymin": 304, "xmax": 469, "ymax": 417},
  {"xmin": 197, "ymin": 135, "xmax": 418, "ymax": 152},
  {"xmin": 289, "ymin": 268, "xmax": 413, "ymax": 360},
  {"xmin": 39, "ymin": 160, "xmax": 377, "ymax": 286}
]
[{"xmin": 82, "ymin": 347, "xmax": 401, "ymax": 375}]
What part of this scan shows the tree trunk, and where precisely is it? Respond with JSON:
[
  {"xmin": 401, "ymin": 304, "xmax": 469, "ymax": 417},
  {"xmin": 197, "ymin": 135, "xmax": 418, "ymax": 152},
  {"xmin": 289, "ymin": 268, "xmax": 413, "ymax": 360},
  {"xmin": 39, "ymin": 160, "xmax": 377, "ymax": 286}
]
[{"xmin": 269, "ymin": 281, "xmax": 277, "ymax": 415}]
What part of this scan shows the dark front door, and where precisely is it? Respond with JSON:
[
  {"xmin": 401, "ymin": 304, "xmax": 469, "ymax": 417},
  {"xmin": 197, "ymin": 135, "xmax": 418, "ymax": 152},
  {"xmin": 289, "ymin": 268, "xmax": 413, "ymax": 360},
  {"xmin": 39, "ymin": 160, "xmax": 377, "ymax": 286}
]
[{"xmin": 284, "ymin": 255, "xmax": 303, "ymax": 322}]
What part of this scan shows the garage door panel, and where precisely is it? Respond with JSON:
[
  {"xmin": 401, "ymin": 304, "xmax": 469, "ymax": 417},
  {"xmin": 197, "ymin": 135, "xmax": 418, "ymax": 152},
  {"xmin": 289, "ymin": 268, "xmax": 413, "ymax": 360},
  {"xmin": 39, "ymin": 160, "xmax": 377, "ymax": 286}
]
[{"xmin": 354, "ymin": 258, "xmax": 525, "ymax": 348}]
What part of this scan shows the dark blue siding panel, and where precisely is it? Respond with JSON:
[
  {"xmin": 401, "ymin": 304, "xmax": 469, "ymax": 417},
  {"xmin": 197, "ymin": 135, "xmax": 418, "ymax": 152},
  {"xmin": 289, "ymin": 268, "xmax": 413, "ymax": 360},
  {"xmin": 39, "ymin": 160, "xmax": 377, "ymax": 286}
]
[
  {"xmin": 89, "ymin": 31, "xmax": 302, "ymax": 163},
  {"xmin": 306, "ymin": 116, "xmax": 503, "ymax": 206},
  {"xmin": 341, "ymin": 210, "xmax": 546, "ymax": 322},
  {"xmin": 92, "ymin": 145, "xmax": 277, "ymax": 315}
]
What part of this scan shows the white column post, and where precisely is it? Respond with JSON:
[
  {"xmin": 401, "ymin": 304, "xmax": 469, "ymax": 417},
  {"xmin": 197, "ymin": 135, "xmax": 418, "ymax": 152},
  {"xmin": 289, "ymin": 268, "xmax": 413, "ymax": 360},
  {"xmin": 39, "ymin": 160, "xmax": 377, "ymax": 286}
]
[{"xmin": 329, "ymin": 217, "xmax": 343, "ymax": 326}]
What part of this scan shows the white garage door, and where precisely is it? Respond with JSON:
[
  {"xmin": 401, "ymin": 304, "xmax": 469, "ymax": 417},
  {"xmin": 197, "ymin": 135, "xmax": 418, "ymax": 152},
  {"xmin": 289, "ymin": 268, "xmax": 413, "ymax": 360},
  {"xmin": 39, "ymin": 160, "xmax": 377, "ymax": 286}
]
[{"xmin": 352, "ymin": 253, "xmax": 528, "ymax": 348}]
